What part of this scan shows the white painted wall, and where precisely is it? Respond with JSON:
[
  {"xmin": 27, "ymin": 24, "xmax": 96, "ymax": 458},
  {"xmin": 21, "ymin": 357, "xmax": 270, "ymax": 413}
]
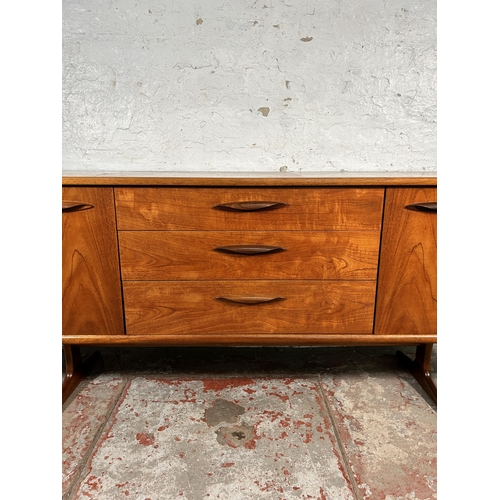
[{"xmin": 62, "ymin": 0, "xmax": 436, "ymax": 172}]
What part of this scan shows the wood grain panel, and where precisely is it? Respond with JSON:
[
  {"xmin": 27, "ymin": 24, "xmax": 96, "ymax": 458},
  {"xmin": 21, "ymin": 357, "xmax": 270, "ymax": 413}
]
[
  {"xmin": 115, "ymin": 187, "xmax": 384, "ymax": 231},
  {"xmin": 123, "ymin": 281, "xmax": 376, "ymax": 336},
  {"xmin": 119, "ymin": 231, "xmax": 381, "ymax": 281},
  {"xmin": 62, "ymin": 187, "xmax": 124, "ymax": 336},
  {"xmin": 374, "ymin": 187, "xmax": 437, "ymax": 335}
]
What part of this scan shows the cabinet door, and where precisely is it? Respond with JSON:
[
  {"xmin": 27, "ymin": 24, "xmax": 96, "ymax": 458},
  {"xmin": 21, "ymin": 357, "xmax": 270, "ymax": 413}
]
[
  {"xmin": 374, "ymin": 187, "xmax": 437, "ymax": 335},
  {"xmin": 62, "ymin": 187, "xmax": 124, "ymax": 336}
]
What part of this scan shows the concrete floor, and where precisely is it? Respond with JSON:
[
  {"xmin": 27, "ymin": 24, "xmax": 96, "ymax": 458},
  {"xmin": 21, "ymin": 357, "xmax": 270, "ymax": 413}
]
[{"xmin": 62, "ymin": 345, "xmax": 437, "ymax": 500}]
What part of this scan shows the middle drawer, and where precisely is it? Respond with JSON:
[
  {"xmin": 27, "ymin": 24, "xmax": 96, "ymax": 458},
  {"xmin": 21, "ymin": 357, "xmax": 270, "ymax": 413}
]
[{"xmin": 119, "ymin": 231, "xmax": 381, "ymax": 281}]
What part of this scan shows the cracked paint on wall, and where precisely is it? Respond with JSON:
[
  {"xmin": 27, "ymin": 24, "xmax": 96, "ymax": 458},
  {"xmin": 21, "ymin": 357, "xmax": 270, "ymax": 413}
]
[{"xmin": 62, "ymin": 0, "xmax": 436, "ymax": 172}]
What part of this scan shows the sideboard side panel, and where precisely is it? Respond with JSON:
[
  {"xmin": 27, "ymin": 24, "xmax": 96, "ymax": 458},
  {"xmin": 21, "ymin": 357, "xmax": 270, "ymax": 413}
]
[
  {"xmin": 374, "ymin": 187, "xmax": 437, "ymax": 335},
  {"xmin": 62, "ymin": 187, "xmax": 125, "ymax": 336}
]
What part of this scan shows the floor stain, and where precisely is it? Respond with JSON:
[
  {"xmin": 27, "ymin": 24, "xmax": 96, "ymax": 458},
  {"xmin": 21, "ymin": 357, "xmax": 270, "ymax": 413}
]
[
  {"xmin": 204, "ymin": 399, "xmax": 246, "ymax": 427},
  {"xmin": 216, "ymin": 423, "xmax": 256, "ymax": 448}
]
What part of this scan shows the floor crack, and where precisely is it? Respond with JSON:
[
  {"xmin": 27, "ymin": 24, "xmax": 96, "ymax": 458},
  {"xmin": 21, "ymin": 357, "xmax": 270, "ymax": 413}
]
[
  {"xmin": 317, "ymin": 375, "xmax": 362, "ymax": 500},
  {"xmin": 63, "ymin": 376, "xmax": 130, "ymax": 500}
]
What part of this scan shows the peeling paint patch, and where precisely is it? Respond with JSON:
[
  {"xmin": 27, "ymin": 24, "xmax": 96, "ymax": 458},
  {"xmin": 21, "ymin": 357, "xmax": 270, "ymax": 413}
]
[
  {"xmin": 257, "ymin": 107, "xmax": 270, "ymax": 117},
  {"xmin": 300, "ymin": 36, "xmax": 313, "ymax": 42},
  {"xmin": 196, "ymin": 18, "xmax": 203, "ymax": 25},
  {"xmin": 204, "ymin": 399, "xmax": 245, "ymax": 427},
  {"xmin": 202, "ymin": 377, "xmax": 256, "ymax": 393},
  {"xmin": 135, "ymin": 433, "xmax": 155, "ymax": 446}
]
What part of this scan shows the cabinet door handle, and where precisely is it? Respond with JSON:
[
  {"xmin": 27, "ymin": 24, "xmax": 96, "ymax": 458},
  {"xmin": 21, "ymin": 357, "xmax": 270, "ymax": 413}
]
[
  {"xmin": 214, "ymin": 245, "xmax": 285, "ymax": 255},
  {"xmin": 62, "ymin": 201, "xmax": 94, "ymax": 213},
  {"xmin": 215, "ymin": 296, "xmax": 285, "ymax": 305},
  {"xmin": 405, "ymin": 202, "xmax": 437, "ymax": 213},
  {"xmin": 213, "ymin": 201, "xmax": 287, "ymax": 212}
]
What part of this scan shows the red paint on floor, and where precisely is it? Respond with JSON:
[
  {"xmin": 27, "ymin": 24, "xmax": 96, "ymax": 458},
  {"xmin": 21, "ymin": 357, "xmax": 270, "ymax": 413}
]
[
  {"xmin": 135, "ymin": 433, "xmax": 155, "ymax": 446},
  {"xmin": 202, "ymin": 377, "xmax": 257, "ymax": 393},
  {"xmin": 63, "ymin": 346, "xmax": 436, "ymax": 500}
]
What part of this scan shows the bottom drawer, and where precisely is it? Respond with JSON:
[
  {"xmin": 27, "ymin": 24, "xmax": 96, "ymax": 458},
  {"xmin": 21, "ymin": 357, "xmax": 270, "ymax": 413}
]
[{"xmin": 123, "ymin": 281, "xmax": 376, "ymax": 335}]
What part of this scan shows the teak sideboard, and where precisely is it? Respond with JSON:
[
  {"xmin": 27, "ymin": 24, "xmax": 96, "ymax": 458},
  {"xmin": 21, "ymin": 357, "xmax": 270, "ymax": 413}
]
[{"xmin": 62, "ymin": 172, "xmax": 437, "ymax": 404}]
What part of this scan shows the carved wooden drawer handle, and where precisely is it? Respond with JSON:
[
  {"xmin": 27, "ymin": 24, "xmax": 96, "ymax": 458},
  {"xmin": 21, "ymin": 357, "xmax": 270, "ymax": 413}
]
[
  {"xmin": 62, "ymin": 201, "xmax": 94, "ymax": 212},
  {"xmin": 214, "ymin": 245, "xmax": 285, "ymax": 255},
  {"xmin": 405, "ymin": 202, "xmax": 437, "ymax": 213},
  {"xmin": 215, "ymin": 296, "xmax": 285, "ymax": 305},
  {"xmin": 213, "ymin": 201, "xmax": 287, "ymax": 212}
]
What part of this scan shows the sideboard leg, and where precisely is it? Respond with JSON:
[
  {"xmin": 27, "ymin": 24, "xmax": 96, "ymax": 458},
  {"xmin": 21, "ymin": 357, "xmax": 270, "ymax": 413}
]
[
  {"xmin": 396, "ymin": 343, "xmax": 437, "ymax": 405},
  {"xmin": 62, "ymin": 345, "xmax": 101, "ymax": 404}
]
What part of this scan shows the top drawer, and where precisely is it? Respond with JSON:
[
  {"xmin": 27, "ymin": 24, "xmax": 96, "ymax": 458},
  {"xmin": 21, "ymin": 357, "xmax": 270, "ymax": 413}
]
[{"xmin": 115, "ymin": 187, "xmax": 384, "ymax": 231}]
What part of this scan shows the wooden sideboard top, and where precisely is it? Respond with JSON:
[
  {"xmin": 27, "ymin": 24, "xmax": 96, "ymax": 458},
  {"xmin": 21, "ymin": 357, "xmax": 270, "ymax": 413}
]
[{"xmin": 62, "ymin": 171, "xmax": 437, "ymax": 187}]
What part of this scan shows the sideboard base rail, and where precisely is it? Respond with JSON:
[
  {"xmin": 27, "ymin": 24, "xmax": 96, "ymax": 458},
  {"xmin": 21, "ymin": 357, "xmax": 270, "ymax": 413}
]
[{"xmin": 62, "ymin": 334, "xmax": 437, "ymax": 346}]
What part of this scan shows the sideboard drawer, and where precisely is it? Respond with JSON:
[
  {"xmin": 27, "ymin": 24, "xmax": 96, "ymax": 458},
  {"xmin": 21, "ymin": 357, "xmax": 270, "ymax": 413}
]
[
  {"xmin": 123, "ymin": 281, "xmax": 376, "ymax": 335},
  {"xmin": 119, "ymin": 230, "xmax": 381, "ymax": 281},
  {"xmin": 115, "ymin": 187, "xmax": 384, "ymax": 231}
]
